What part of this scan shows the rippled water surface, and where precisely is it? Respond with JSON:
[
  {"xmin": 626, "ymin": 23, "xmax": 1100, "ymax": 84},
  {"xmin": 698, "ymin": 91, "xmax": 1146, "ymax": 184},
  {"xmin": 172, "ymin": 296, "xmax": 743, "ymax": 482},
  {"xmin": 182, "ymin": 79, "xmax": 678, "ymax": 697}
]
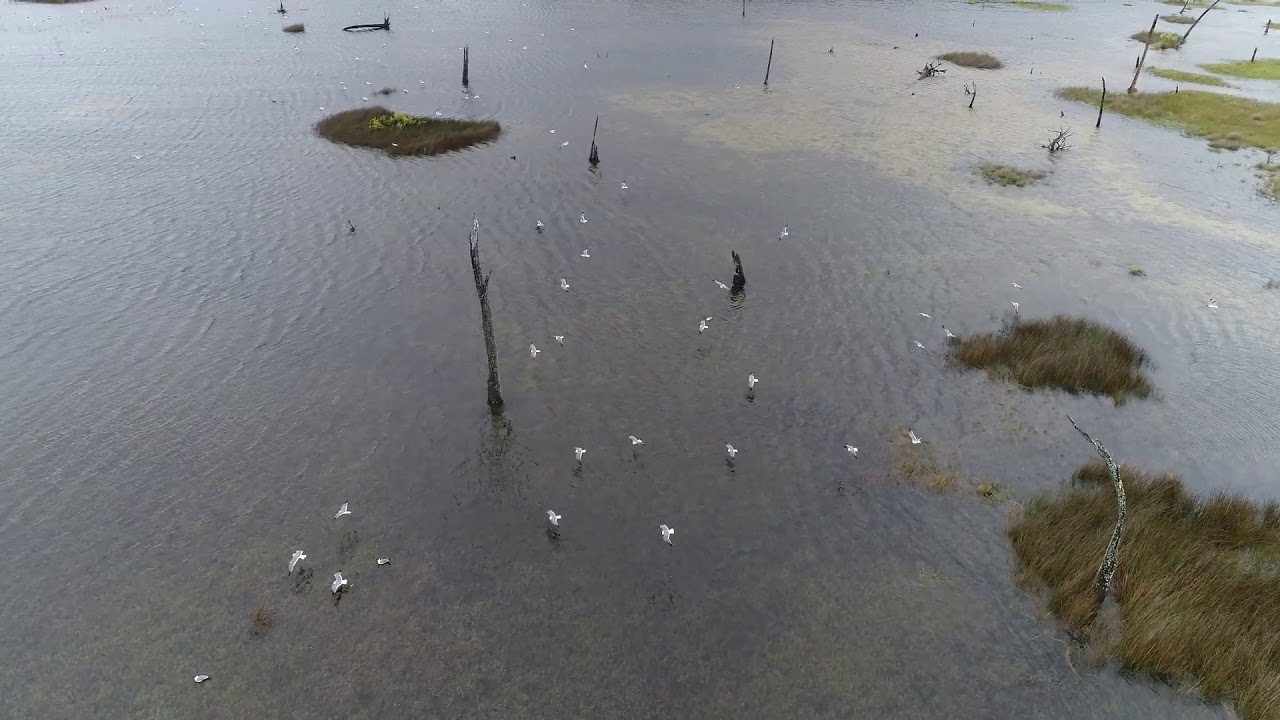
[{"xmin": 3, "ymin": 0, "xmax": 1279, "ymax": 717}]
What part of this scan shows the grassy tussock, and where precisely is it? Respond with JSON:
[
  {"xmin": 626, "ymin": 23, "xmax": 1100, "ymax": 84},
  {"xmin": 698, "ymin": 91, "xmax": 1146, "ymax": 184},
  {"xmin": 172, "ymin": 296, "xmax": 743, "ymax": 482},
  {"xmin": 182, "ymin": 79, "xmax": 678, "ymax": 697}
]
[
  {"xmin": 978, "ymin": 163, "xmax": 1046, "ymax": 187},
  {"xmin": 1131, "ymin": 30, "xmax": 1184, "ymax": 49},
  {"xmin": 283, "ymin": 22, "xmax": 304, "ymax": 33},
  {"xmin": 1263, "ymin": 172, "xmax": 1280, "ymax": 201},
  {"xmin": 1160, "ymin": 13, "xmax": 1197, "ymax": 23},
  {"xmin": 939, "ymin": 51, "xmax": 1003, "ymax": 69},
  {"xmin": 316, "ymin": 107, "xmax": 501, "ymax": 157},
  {"xmin": 251, "ymin": 605, "xmax": 272, "ymax": 636},
  {"xmin": 1149, "ymin": 67, "xmax": 1229, "ymax": 86},
  {"xmin": 948, "ymin": 316, "xmax": 1153, "ymax": 404},
  {"xmin": 1202, "ymin": 59, "xmax": 1280, "ymax": 81},
  {"xmin": 1129, "ymin": 267, "xmax": 1146, "ymax": 277},
  {"xmin": 1010, "ymin": 460, "xmax": 1280, "ymax": 718},
  {"xmin": 1058, "ymin": 87, "xmax": 1280, "ymax": 151}
]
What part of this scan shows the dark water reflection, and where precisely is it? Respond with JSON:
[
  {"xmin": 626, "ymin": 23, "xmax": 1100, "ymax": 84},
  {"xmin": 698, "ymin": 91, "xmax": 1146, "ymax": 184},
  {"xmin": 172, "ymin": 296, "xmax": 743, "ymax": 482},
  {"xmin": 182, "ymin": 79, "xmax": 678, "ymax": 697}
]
[{"xmin": 1, "ymin": 0, "xmax": 1276, "ymax": 716}]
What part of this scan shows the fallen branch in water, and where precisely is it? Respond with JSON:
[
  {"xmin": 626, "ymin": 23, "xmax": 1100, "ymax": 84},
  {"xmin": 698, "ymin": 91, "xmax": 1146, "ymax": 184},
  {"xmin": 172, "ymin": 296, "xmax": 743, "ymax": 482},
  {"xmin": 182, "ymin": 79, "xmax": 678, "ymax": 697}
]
[
  {"xmin": 918, "ymin": 61, "xmax": 946, "ymax": 78},
  {"xmin": 344, "ymin": 15, "xmax": 390, "ymax": 32},
  {"xmin": 1067, "ymin": 415, "xmax": 1126, "ymax": 606}
]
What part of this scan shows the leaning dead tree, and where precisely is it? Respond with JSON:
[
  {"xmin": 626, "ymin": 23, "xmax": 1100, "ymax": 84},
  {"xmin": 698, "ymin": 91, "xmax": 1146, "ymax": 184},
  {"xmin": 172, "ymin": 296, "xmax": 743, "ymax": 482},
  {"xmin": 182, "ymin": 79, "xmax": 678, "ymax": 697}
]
[
  {"xmin": 964, "ymin": 82, "xmax": 977, "ymax": 109},
  {"xmin": 764, "ymin": 38, "xmax": 775, "ymax": 86},
  {"xmin": 1096, "ymin": 77, "xmax": 1107, "ymax": 128},
  {"xmin": 917, "ymin": 61, "xmax": 946, "ymax": 78},
  {"xmin": 1068, "ymin": 416, "xmax": 1126, "ymax": 605},
  {"xmin": 1044, "ymin": 127, "xmax": 1072, "ymax": 153},
  {"xmin": 1182, "ymin": 0, "xmax": 1222, "ymax": 44},
  {"xmin": 469, "ymin": 215, "xmax": 503, "ymax": 412},
  {"xmin": 588, "ymin": 115, "xmax": 600, "ymax": 166},
  {"xmin": 343, "ymin": 15, "xmax": 390, "ymax": 32},
  {"xmin": 1129, "ymin": 15, "xmax": 1158, "ymax": 93},
  {"xmin": 731, "ymin": 250, "xmax": 746, "ymax": 291}
]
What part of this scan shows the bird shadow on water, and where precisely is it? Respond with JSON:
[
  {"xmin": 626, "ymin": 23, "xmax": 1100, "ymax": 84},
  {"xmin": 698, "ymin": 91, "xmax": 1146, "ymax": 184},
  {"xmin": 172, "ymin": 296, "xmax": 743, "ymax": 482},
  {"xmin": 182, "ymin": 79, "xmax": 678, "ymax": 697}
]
[{"xmin": 545, "ymin": 526, "xmax": 561, "ymax": 548}]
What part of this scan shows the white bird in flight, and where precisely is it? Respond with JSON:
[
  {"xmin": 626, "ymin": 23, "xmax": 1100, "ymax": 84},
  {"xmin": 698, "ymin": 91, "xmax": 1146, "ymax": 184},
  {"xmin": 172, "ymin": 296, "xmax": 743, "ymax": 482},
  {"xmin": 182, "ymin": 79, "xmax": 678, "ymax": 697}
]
[
  {"xmin": 193, "ymin": 675, "xmax": 210, "ymax": 684},
  {"xmin": 574, "ymin": 447, "xmax": 586, "ymax": 462},
  {"xmin": 620, "ymin": 181, "xmax": 628, "ymax": 190},
  {"xmin": 331, "ymin": 572, "xmax": 348, "ymax": 594},
  {"xmin": 334, "ymin": 502, "xmax": 351, "ymax": 519},
  {"xmin": 660, "ymin": 524, "xmax": 675, "ymax": 545},
  {"xmin": 715, "ymin": 280, "xmax": 729, "ymax": 290},
  {"xmin": 547, "ymin": 510, "xmax": 561, "ymax": 526},
  {"xmin": 919, "ymin": 312, "xmax": 932, "ymax": 319},
  {"xmin": 536, "ymin": 220, "xmax": 544, "ymax": 232},
  {"xmin": 1012, "ymin": 282, "xmax": 1023, "ymax": 289},
  {"xmin": 747, "ymin": 373, "xmax": 758, "ymax": 388},
  {"xmin": 944, "ymin": 326, "xmax": 956, "ymax": 339},
  {"xmin": 560, "ymin": 278, "xmax": 570, "ymax": 292},
  {"xmin": 914, "ymin": 341, "xmax": 925, "ymax": 350},
  {"xmin": 629, "ymin": 435, "xmax": 644, "ymax": 446},
  {"xmin": 377, "ymin": 558, "xmax": 390, "ymax": 565},
  {"xmin": 909, "ymin": 429, "xmax": 923, "ymax": 444},
  {"xmin": 289, "ymin": 550, "xmax": 306, "ymax": 573},
  {"xmin": 1208, "ymin": 298, "xmax": 1218, "ymax": 309},
  {"xmin": 698, "ymin": 319, "xmax": 709, "ymax": 333},
  {"xmin": 1010, "ymin": 301, "xmax": 1020, "ymax": 312},
  {"xmin": 726, "ymin": 443, "xmax": 738, "ymax": 459},
  {"xmin": 844, "ymin": 444, "xmax": 858, "ymax": 457},
  {"xmin": 779, "ymin": 225, "xmax": 789, "ymax": 239},
  {"xmin": 530, "ymin": 344, "xmax": 540, "ymax": 358},
  {"xmin": 554, "ymin": 335, "xmax": 564, "ymax": 345},
  {"xmin": 579, "ymin": 212, "xmax": 587, "ymax": 223},
  {"xmin": 561, "ymin": 141, "xmax": 569, "ymax": 147},
  {"xmin": 580, "ymin": 249, "xmax": 590, "ymax": 258},
  {"xmin": 550, "ymin": 129, "xmax": 556, "ymax": 133}
]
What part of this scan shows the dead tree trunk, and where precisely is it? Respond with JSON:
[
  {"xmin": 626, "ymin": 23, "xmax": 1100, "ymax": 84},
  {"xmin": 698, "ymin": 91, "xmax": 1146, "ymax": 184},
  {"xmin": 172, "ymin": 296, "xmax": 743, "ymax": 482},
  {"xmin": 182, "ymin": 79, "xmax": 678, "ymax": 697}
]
[
  {"xmin": 1182, "ymin": 0, "xmax": 1222, "ymax": 45},
  {"xmin": 764, "ymin": 38, "xmax": 774, "ymax": 85},
  {"xmin": 1096, "ymin": 77, "xmax": 1106, "ymax": 128},
  {"xmin": 731, "ymin": 251, "xmax": 746, "ymax": 291},
  {"xmin": 588, "ymin": 115, "xmax": 600, "ymax": 166},
  {"xmin": 742, "ymin": 0, "xmax": 746, "ymax": 17},
  {"xmin": 462, "ymin": 45, "xmax": 470, "ymax": 87},
  {"xmin": 1129, "ymin": 15, "xmax": 1158, "ymax": 94},
  {"xmin": 967, "ymin": 82, "xmax": 977, "ymax": 109},
  {"xmin": 469, "ymin": 215, "xmax": 503, "ymax": 412},
  {"xmin": 1068, "ymin": 416, "xmax": 1127, "ymax": 605},
  {"xmin": 1252, "ymin": 48, "xmax": 1259, "ymax": 62}
]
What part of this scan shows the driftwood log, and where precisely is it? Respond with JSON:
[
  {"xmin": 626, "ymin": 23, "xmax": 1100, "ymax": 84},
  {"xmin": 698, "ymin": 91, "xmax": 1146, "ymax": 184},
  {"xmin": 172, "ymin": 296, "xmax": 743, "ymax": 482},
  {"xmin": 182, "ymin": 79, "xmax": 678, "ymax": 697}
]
[
  {"xmin": 1068, "ymin": 416, "xmax": 1126, "ymax": 605},
  {"xmin": 344, "ymin": 16, "xmax": 390, "ymax": 32},
  {"xmin": 917, "ymin": 61, "xmax": 946, "ymax": 78}
]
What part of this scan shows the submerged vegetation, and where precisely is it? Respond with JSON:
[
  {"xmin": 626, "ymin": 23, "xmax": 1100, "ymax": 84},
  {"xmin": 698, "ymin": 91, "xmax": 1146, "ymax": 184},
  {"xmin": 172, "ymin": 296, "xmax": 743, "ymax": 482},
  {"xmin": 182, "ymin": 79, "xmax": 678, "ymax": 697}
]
[
  {"xmin": 978, "ymin": 163, "xmax": 1046, "ymax": 187},
  {"xmin": 965, "ymin": 0, "xmax": 1070, "ymax": 10},
  {"xmin": 1202, "ymin": 59, "xmax": 1280, "ymax": 80},
  {"xmin": 1159, "ymin": 13, "xmax": 1197, "ymax": 23},
  {"xmin": 1148, "ymin": 67, "xmax": 1229, "ymax": 86},
  {"xmin": 316, "ymin": 107, "xmax": 501, "ymax": 156},
  {"xmin": 939, "ymin": 51, "xmax": 1003, "ymax": 69},
  {"xmin": 1010, "ymin": 460, "xmax": 1280, "ymax": 719},
  {"xmin": 1128, "ymin": 267, "xmax": 1146, "ymax": 277},
  {"xmin": 1059, "ymin": 88, "xmax": 1280, "ymax": 151},
  {"xmin": 282, "ymin": 22, "xmax": 304, "ymax": 33},
  {"xmin": 948, "ymin": 316, "xmax": 1153, "ymax": 403},
  {"xmin": 1131, "ymin": 30, "xmax": 1184, "ymax": 49}
]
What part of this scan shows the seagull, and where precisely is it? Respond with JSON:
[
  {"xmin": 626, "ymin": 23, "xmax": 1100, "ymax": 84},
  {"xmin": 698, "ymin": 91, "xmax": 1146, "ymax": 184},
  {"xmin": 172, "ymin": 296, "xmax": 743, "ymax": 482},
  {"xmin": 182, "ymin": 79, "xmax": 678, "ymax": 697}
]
[
  {"xmin": 561, "ymin": 141, "xmax": 569, "ymax": 147},
  {"xmin": 919, "ymin": 312, "xmax": 932, "ymax": 319},
  {"xmin": 909, "ymin": 429, "xmax": 923, "ymax": 444},
  {"xmin": 550, "ymin": 129, "xmax": 556, "ymax": 133},
  {"xmin": 715, "ymin": 280, "xmax": 729, "ymax": 290},
  {"xmin": 331, "ymin": 572, "xmax": 348, "ymax": 594},
  {"xmin": 944, "ymin": 326, "xmax": 957, "ymax": 339},
  {"xmin": 660, "ymin": 524, "xmax": 675, "ymax": 545},
  {"xmin": 1012, "ymin": 282, "xmax": 1023, "ymax": 289},
  {"xmin": 289, "ymin": 550, "xmax": 306, "ymax": 573},
  {"xmin": 377, "ymin": 558, "xmax": 390, "ymax": 565},
  {"xmin": 530, "ymin": 344, "xmax": 540, "ymax": 358},
  {"xmin": 536, "ymin": 220, "xmax": 544, "ymax": 232},
  {"xmin": 560, "ymin": 278, "xmax": 570, "ymax": 292},
  {"xmin": 845, "ymin": 444, "xmax": 858, "ymax": 457},
  {"xmin": 193, "ymin": 675, "xmax": 210, "ymax": 684},
  {"xmin": 547, "ymin": 510, "xmax": 561, "ymax": 526},
  {"xmin": 779, "ymin": 225, "xmax": 789, "ymax": 240},
  {"xmin": 580, "ymin": 249, "xmax": 590, "ymax": 258},
  {"xmin": 554, "ymin": 335, "xmax": 564, "ymax": 345},
  {"xmin": 699, "ymin": 319, "xmax": 709, "ymax": 333},
  {"xmin": 620, "ymin": 181, "xmax": 628, "ymax": 190},
  {"xmin": 747, "ymin": 373, "xmax": 758, "ymax": 388},
  {"xmin": 628, "ymin": 435, "xmax": 644, "ymax": 446},
  {"xmin": 584, "ymin": 62, "xmax": 588, "ymax": 69},
  {"xmin": 1208, "ymin": 298, "xmax": 1218, "ymax": 309},
  {"xmin": 131, "ymin": 155, "xmax": 142, "ymax": 160},
  {"xmin": 334, "ymin": 502, "xmax": 351, "ymax": 519},
  {"xmin": 574, "ymin": 447, "xmax": 586, "ymax": 462},
  {"xmin": 1010, "ymin": 301, "xmax": 1020, "ymax": 312},
  {"xmin": 579, "ymin": 212, "xmax": 587, "ymax": 223},
  {"xmin": 726, "ymin": 443, "xmax": 738, "ymax": 459},
  {"xmin": 914, "ymin": 341, "xmax": 925, "ymax": 349}
]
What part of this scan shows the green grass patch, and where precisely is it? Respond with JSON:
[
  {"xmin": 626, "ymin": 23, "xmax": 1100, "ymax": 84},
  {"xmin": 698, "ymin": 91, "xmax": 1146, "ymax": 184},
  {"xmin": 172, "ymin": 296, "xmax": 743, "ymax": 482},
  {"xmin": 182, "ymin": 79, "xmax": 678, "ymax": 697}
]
[
  {"xmin": 939, "ymin": 51, "xmax": 1003, "ymax": 69},
  {"xmin": 1201, "ymin": 59, "xmax": 1280, "ymax": 80},
  {"xmin": 1129, "ymin": 267, "xmax": 1146, "ymax": 277},
  {"xmin": 1058, "ymin": 87, "xmax": 1280, "ymax": 151},
  {"xmin": 948, "ymin": 316, "xmax": 1153, "ymax": 403},
  {"xmin": 1159, "ymin": 13, "xmax": 1197, "ymax": 23},
  {"xmin": 1148, "ymin": 67, "xmax": 1229, "ymax": 86},
  {"xmin": 1010, "ymin": 460, "xmax": 1280, "ymax": 719},
  {"xmin": 283, "ymin": 22, "xmax": 304, "ymax": 33},
  {"xmin": 965, "ymin": 0, "xmax": 1069, "ymax": 10},
  {"xmin": 1131, "ymin": 30, "xmax": 1184, "ymax": 49},
  {"xmin": 978, "ymin": 163, "xmax": 1047, "ymax": 187},
  {"xmin": 316, "ymin": 107, "xmax": 501, "ymax": 156}
]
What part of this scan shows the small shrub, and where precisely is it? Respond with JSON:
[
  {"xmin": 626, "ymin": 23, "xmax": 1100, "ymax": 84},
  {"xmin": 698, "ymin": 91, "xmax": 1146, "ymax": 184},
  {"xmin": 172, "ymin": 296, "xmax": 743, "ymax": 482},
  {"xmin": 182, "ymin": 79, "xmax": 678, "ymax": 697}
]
[
  {"xmin": 1128, "ymin": 267, "xmax": 1146, "ymax": 277},
  {"xmin": 978, "ymin": 163, "xmax": 1047, "ymax": 187},
  {"xmin": 939, "ymin": 51, "xmax": 1003, "ymax": 69},
  {"xmin": 283, "ymin": 22, "xmax": 304, "ymax": 33}
]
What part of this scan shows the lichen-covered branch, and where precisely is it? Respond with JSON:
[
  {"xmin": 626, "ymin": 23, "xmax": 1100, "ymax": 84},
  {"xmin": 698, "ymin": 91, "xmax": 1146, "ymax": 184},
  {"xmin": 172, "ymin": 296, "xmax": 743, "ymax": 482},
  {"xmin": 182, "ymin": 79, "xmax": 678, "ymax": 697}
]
[
  {"xmin": 1068, "ymin": 415, "xmax": 1126, "ymax": 603},
  {"xmin": 469, "ymin": 215, "xmax": 503, "ymax": 412}
]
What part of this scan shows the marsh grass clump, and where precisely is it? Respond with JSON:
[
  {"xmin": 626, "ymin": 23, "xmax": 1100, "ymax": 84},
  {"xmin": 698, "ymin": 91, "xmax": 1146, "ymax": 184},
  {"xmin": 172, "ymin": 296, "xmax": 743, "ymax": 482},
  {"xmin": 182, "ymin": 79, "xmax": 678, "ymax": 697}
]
[
  {"xmin": 1148, "ymin": 67, "xmax": 1229, "ymax": 86},
  {"xmin": 939, "ymin": 51, "xmax": 1003, "ymax": 69},
  {"xmin": 1202, "ymin": 59, "xmax": 1280, "ymax": 80},
  {"xmin": 376, "ymin": 87, "xmax": 397, "ymax": 95},
  {"xmin": 1058, "ymin": 88, "xmax": 1280, "ymax": 151},
  {"xmin": 948, "ymin": 316, "xmax": 1153, "ymax": 403},
  {"xmin": 1128, "ymin": 267, "xmax": 1146, "ymax": 277},
  {"xmin": 1209, "ymin": 133, "xmax": 1248, "ymax": 150},
  {"xmin": 1010, "ymin": 460, "xmax": 1280, "ymax": 718},
  {"xmin": 965, "ymin": 0, "xmax": 1070, "ymax": 10},
  {"xmin": 282, "ymin": 22, "xmax": 304, "ymax": 33},
  {"xmin": 251, "ymin": 605, "xmax": 272, "ymax": 636},
  {"xmin": 977, "ymin": 482, "xmax": 1002, "ymax": 501},
  {"xmin": 1131, "ymin": 30, "xmax": 1184, "ymax": 49},
  {"xmin": 1159, "ymin": 13, "xmax": 1197, "ymax": 23},
  {"xmin": 978, "ymin": 163, "xmax": 1047, "ymax": 187},
  {"xmin": 316, "ymin": 107, "xmax": 501, "ymax": 156}
]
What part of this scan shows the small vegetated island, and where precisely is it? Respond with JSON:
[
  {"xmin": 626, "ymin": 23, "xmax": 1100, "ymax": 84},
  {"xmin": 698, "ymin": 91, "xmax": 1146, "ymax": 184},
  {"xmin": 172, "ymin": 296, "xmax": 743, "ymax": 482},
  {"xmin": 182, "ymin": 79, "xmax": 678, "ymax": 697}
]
[
  {"xmin": 316, "ymin": 107, "xmax": 501, "ymax": 157},
  {"xmin": 939, "ymin": 51, "xmax": 1003, "ymax": 69},
  {"xmin": 947, "ymin": 316, "xmax": 1153, "ymax": 404}
]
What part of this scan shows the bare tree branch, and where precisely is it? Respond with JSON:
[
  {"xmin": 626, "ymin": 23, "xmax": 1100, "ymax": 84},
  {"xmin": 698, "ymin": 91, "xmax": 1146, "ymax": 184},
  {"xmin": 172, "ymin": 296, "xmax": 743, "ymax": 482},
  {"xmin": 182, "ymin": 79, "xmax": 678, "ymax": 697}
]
[{"xmin": 1067, "ymin": 415, "xmax": 1127, "ymax": 604}]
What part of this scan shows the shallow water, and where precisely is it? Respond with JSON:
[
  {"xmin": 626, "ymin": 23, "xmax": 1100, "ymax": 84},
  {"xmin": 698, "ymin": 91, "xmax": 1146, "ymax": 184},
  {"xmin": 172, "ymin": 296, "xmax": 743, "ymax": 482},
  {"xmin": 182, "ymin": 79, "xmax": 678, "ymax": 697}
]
[{"xmin": 1, "ymin": 0, "xmax": 1277, "ymax": 716}]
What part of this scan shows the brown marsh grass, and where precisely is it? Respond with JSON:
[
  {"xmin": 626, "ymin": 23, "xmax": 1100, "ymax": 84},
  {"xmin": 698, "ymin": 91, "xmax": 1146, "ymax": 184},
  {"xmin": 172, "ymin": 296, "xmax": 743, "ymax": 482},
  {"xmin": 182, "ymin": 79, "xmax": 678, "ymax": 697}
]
[
  {"xmin": 1009, "ymin": 460, "xmax": 1280, "ymax": 718},
  {"xmin": 939, "ymin": 51, "xmax": 1003, "ymax": 69},
  {"xmin": 282, "ymin": 22, "xmax": 304, "ymax": 33},
  {"xmin": 978, "ymin": 163, "xmax": 1046, "ymax": 187},
  {"xmin": 316, "ymin": 107, "xmax": 501, "ymax": 157},
  {"xmin": 250, "ymin": 605, "xmax": 272, "ymax": 636},
  {"xmin": 948, "ymin": 316, "xmax": 1153, "ymax": 404}
]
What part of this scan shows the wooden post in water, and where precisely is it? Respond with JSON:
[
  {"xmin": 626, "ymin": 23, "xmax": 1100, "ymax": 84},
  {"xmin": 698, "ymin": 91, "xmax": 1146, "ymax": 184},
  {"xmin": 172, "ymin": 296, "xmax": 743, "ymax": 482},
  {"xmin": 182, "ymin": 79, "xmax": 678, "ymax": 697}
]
[
  {"xmin": 764, "ymin": 38, "xmax": 775, "ymax": 86},
  {"xmin": 1096, "ymin": 77, "xmax": 1106, "ymax": 128},
  {"xmin": 468, "ymin": 215, "xmax": 503, "ymax": 413},
  {"xmin": 462, "ymin": 45, "xmax": 470, "ymax": 87},
  {"xmin": 1267, "ymin": 19, "xmax": 1271, "ymax": 35},
  {"xmin": 742, "ymin": 0, "xmax": 746, "ymax": 17},
  {"xmin": 1252, "ymin": 48, "xmax": 1259, "ymax": 62},
  {"xmin": 588, "ymin": 115, "xmax": 600, "ymax": 166},
  {"xmin": 1182, "ymin": 0, "xmax": 1222, "ymax": 45},
  {"xmin": 1129, "ymin": 15, "xmax": 1158, "ymax": 94},
  {"xmin": 968, "ymin": 82, "xmax": 977, "ymax": 110}
]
